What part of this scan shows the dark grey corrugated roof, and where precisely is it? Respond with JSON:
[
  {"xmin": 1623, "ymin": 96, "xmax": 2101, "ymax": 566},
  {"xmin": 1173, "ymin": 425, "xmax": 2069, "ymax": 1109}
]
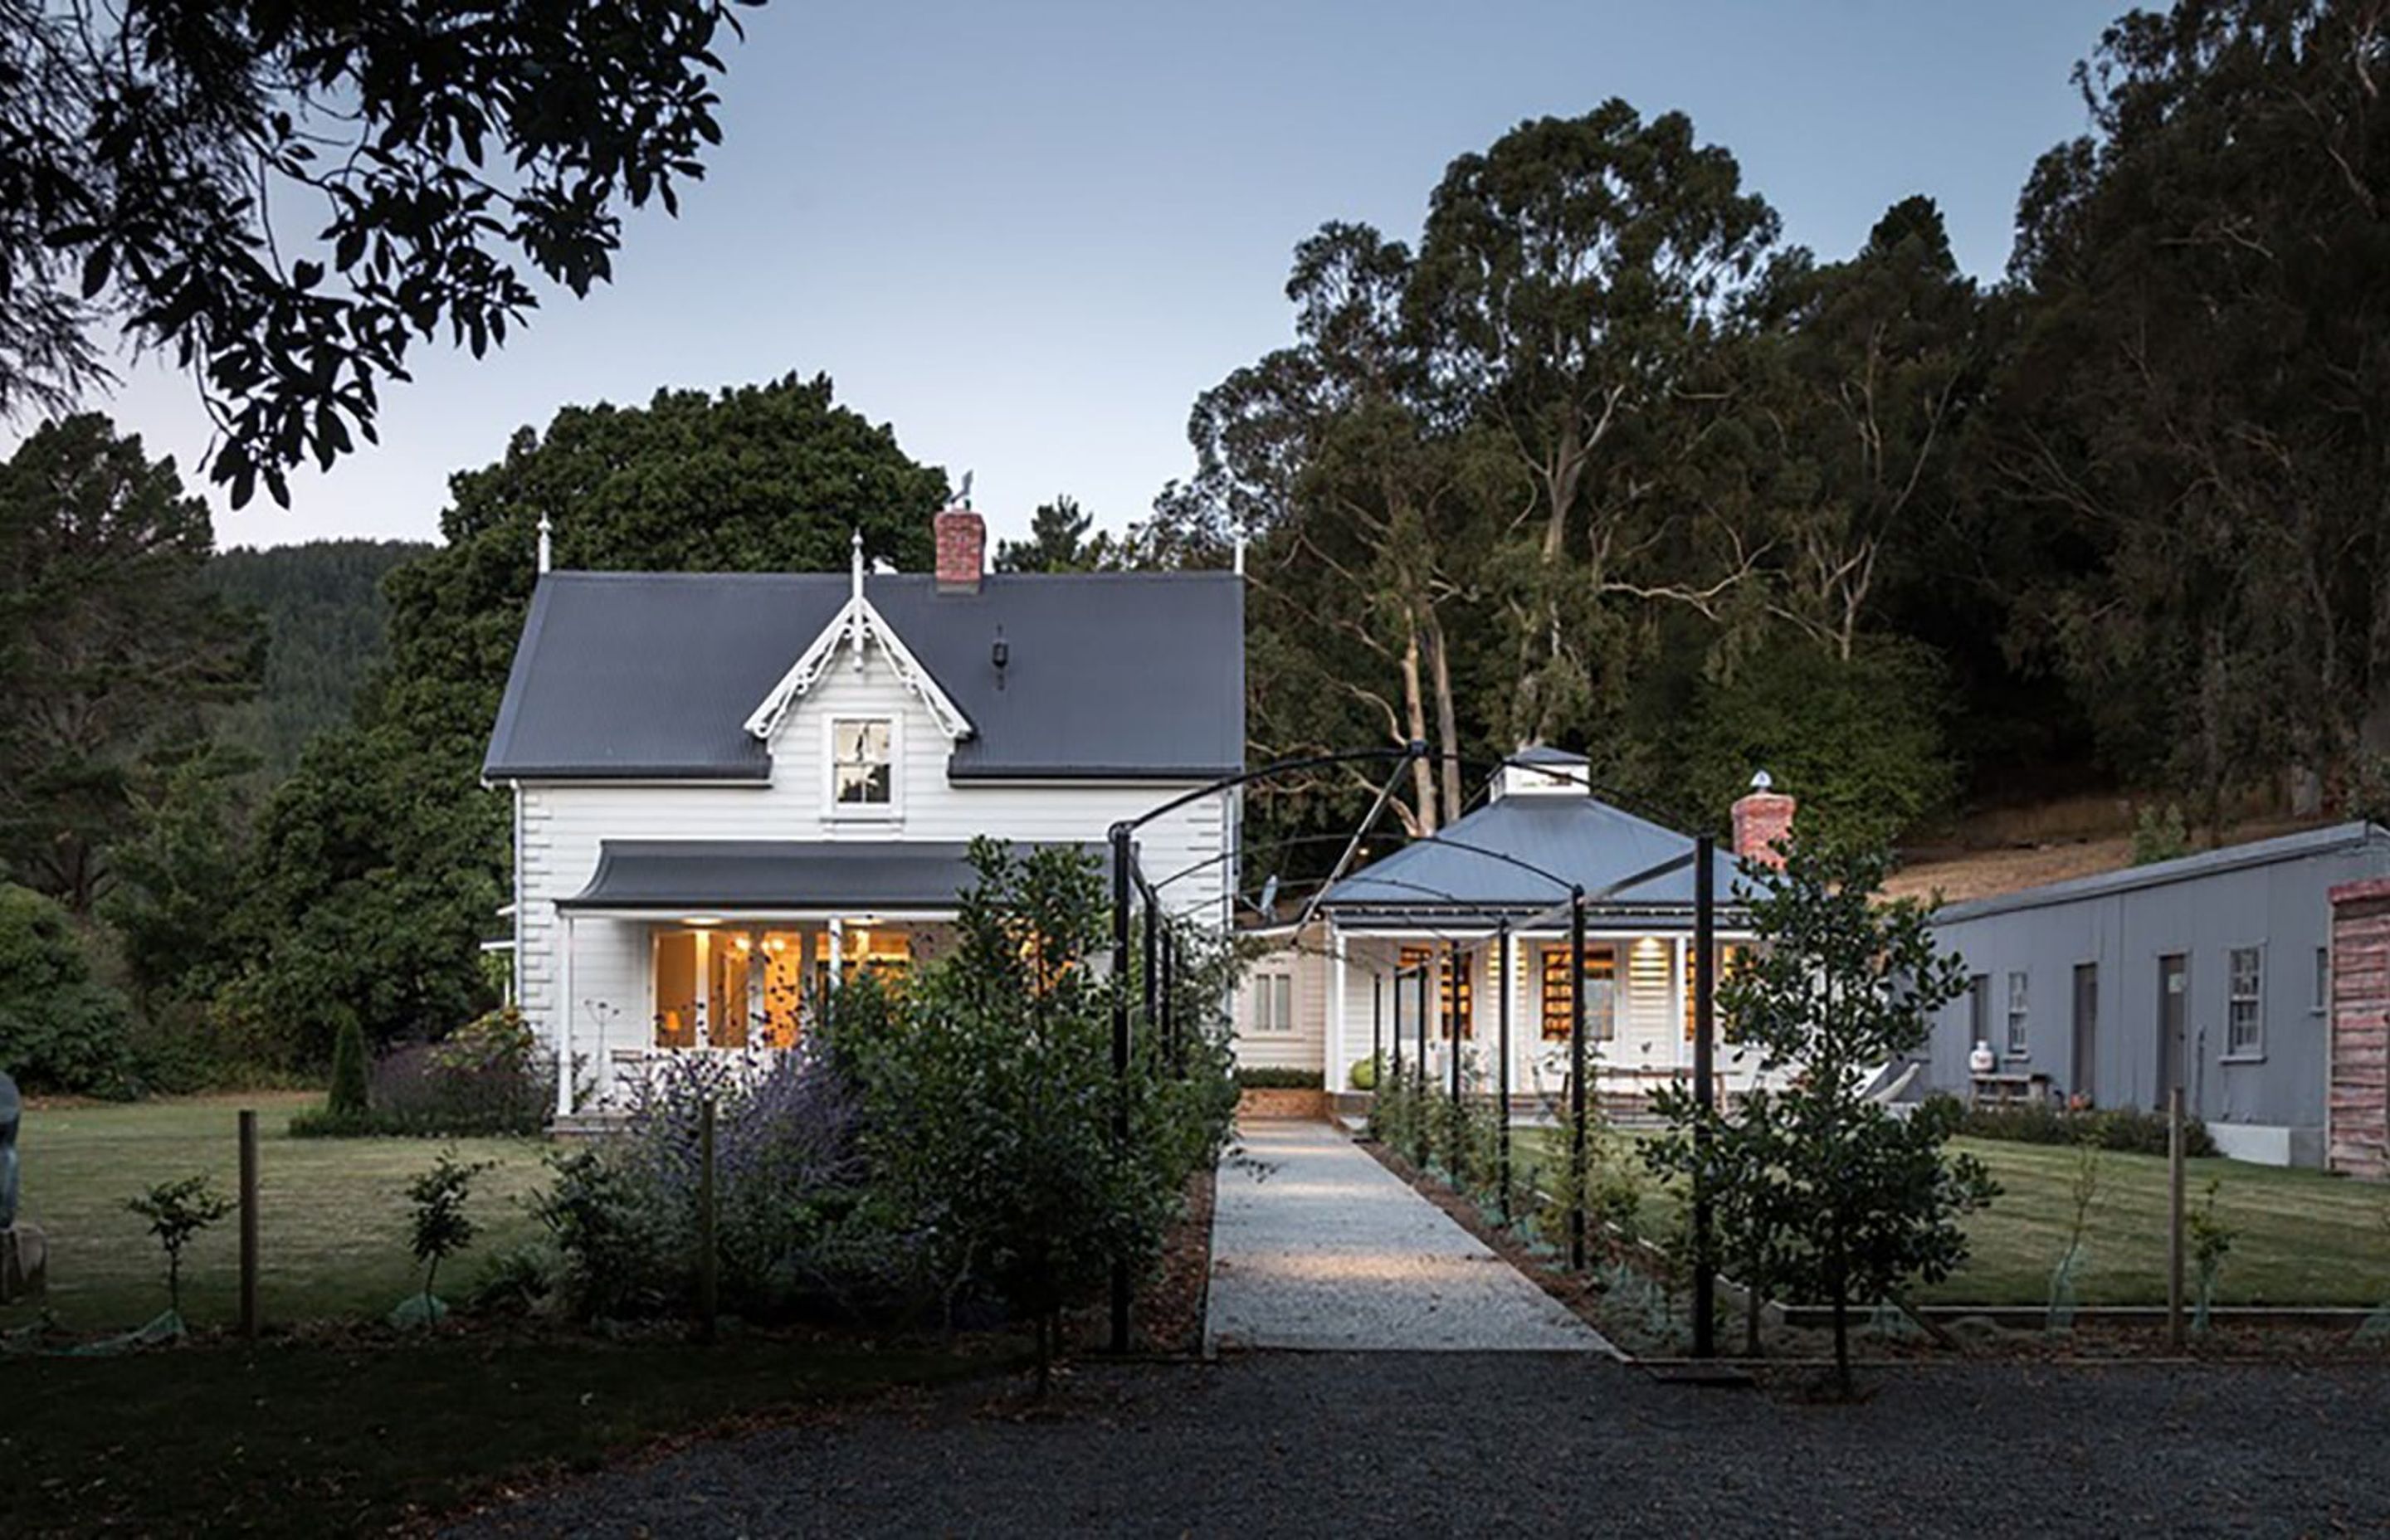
[
  {"xmin": 485, "ymin": 570, "xmax": 1243, "ymax": 782},
  {"xmin": 1931, "ymin": 821, "xmax": 2390, "ymax": 924},
  {"xmin": 1319, "ymin": 794, "xmax": 1746, "ymax": 926},
  {"xmin": 560, "ymin": 839, "xmax": 1105, "ymax": 911}
]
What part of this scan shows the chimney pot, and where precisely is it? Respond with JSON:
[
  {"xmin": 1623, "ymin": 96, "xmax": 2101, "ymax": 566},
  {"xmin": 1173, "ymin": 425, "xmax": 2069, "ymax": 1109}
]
[
  {"xmin": 934, "ymin": 505, "xmax": 984, "ymax": 593},
  {"xmin": 1731, "ymin": 772, "xmax": 1797, "ymax": 869}
]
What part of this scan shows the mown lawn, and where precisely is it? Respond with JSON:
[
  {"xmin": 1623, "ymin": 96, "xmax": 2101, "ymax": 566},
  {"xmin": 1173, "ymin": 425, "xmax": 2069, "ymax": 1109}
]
[
  {"xmin": 1513, "ymin": 1129, "xmax": 2390, "ymax": 1307},
  {"xmin": 3, "ymin": 1094, "xmax": 553, "ymax": 1332}
]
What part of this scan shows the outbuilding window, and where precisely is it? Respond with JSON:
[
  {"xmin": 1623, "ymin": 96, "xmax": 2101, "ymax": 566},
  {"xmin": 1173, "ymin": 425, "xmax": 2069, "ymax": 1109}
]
[
  {"xmin": 2227, "ymin": 946, "xmax": 2264, "ymax": 1057},
  {"xmin": 2005, "ymin": 970, "xmax": 2029, "ymax": 1057}
]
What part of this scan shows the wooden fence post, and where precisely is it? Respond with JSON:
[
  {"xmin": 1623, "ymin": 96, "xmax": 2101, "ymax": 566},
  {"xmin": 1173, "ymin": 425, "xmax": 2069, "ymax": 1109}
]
[
  {"xmin": 2167, "ymin": 1085, "xmax": 2186, "ymax": 1351},
  {"xmin": 237, "ymin": 1109, "xmax": 259, "ymax": 1338}
]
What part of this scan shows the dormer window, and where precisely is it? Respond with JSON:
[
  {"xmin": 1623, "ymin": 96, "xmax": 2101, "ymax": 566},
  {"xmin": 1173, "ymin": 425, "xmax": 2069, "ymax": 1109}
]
[{"xmin": 831, "ymin": 718, "xmax": 894, "ymax": 815}]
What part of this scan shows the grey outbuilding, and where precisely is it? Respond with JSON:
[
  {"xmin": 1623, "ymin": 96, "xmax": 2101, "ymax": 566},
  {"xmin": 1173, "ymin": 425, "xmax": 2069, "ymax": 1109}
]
[{"xmin": 1923, "ymin": 821, "xmax": 2390, "ymax": 1170}]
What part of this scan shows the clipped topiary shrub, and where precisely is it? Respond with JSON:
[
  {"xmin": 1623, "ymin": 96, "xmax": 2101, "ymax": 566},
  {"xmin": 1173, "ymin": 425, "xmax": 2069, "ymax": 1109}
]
[
  {"xmin": 1944, "ymin": 1094, "xmax": 2218, "ymax": 1158},
  {"xmin": 1235, "ymin": 1066, "xmax": 1324, "ymax": 1090},
  {"xmin": 328, "ymin": 1011, "xmax": 370, "ymax": 1118}
]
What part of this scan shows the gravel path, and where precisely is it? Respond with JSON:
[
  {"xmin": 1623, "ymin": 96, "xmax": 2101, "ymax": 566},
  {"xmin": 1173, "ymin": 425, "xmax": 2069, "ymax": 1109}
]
[
  {"xmin": 1207, "ymin": 1119, "xmax": 1609, "ymax": 1352},
  {"xmin": 451, "ymin": 1353, "xmax": 2390, "ymax": 1538}
]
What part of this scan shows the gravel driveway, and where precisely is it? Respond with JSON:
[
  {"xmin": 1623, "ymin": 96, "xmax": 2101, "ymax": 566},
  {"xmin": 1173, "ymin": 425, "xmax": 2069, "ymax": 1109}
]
[{"xmin": 451, "ymin": 1352, "xmax": 2390, "ymax": 1538}]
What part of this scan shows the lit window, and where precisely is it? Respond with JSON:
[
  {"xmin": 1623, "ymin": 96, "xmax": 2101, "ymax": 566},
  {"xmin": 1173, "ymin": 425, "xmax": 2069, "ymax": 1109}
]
[
  {"xmin": 2228, "ymin": 946, "xmax": 2264, "ymax": 1056},
  {"xmin": 2006, "ymin": 970, "xmax": 2029, "ymax": 1057},
  {"xmin": 1542, "ymin": 945, "xmax": 1616, "ymax": 1041},
  {"xmin": 1682, "ymin": 943, "xmax": 1746, "ymax": 1041},
  {"xmin": 832, "ymin": 719, "xmax": 892, "ymax": 809},
  {"xmin": 1397, "ymin": 944, "xmax": 1471, "ymax": 1037}
]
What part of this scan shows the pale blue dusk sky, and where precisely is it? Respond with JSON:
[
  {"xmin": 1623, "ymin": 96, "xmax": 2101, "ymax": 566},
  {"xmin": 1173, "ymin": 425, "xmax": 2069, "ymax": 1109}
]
[{"xmin": 57, "ymin": 1, "xmax": 2119, "ymax": 553}]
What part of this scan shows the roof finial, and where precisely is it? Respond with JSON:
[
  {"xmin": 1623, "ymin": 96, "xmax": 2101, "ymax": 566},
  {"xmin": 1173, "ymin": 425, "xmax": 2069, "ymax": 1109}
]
[
  {"xmin": 1233, "ymin": 530, "xmax": 1247, "ymax": 577},
  {"xmin": 536, "ymin": 512, "xmax": 553, "ymax": 575},
  {"xmin": 957, "ymin": 470, "xmax": 973, "ymax": 509},
  {"xmin": 850, "ymin": 526, "xmax": 864, "ymax": 604},
  {"xmin": 1750, "ymin": 768, "xmax": 1774, "ymax": 792}
]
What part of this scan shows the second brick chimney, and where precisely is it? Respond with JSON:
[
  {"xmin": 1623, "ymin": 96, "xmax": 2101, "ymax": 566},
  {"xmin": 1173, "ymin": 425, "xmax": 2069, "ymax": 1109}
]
[
  {"xmin": 1731, "ymin": 771, "xmax": 1797, "ymax": 869},
  {"xmin": 934, "ymin": 504, "xmax": 984, "ymax": 594}
]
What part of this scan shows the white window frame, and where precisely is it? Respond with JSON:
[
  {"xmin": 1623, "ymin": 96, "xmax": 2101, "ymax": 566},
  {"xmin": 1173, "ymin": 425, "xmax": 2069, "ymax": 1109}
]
[
  {"xmin": 1251, "ymin": 972, "xmax": 1295, "ymax": 1035},
  {"xmin": 2313, "ymin": 944, "xmax": 2330, "ymax": 1016},
  {"xmin": 826, "ymin": 714, "xmax": 900, "ymax": 822},
  {"xmin": 2227, "ymin": 944, "xmax": 2265, "ymax": 1059},
  {"xmin": 2005, "ymin": 969, "xmax": 2030, "ymax": 1058}
]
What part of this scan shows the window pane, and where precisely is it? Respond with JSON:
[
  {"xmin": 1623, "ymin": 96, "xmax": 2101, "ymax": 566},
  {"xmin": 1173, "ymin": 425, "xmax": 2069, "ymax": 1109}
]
[
  {"xmin": 654, "ymin": 929, "xmax": 699, "ymax": 1049},
  {"xmin": 1400, "ymin": 945, "xmax": 1473, "ymax": 1037},
  {"xmin": 2005, "ymin": 970, "xmax": 2028, "ymax": 1055},
  {"xmin": 1541, "ymin": 945, "xmax": 1615, "ymax": 1041},
  {"xmin": 834, "ymin": 720, "xmax": 893, "ymax": 805}
]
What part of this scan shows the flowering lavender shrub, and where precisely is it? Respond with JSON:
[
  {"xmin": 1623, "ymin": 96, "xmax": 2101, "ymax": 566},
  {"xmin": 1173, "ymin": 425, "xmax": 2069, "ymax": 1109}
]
[{"xmin": 563, "ymin": 1033, "xmax": 898, "ymax": 1319}]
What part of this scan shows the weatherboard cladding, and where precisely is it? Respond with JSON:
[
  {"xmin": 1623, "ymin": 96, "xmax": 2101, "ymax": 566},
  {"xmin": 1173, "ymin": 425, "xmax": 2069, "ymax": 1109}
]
[
  {"xmin": 484, "ymin": 570, "xmax": 1244, "ymax": 782},
  {"xmin": 1318, "ymin": 796, "xmax": 1745, "ymax": 923}
]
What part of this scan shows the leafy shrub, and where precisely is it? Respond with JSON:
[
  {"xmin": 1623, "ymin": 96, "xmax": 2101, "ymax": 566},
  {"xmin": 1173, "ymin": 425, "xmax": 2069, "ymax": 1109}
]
[
  {"xmin": 1235, "ymin": 1066, "xmax": 1323, "ymax": 1090},
  {"xmin": 2131, "ymin": 802, "xmax": 2191, "ymax": 865},
  {"xmin": 127, "ymin": 1173, "xmax": 232, "ymax": 1320},
  {"xmin": 291, "ymin": 1006, "xmax": 549, "ymax": 1138},
  {"xmin": 401, "ymin": 1148, "xmax": 495, "ymax": 1325},
  {"xmin": 1946, "ymin": 1094, "xmax": 2217, "ymax": 1157},
  {"xmin": 0, "ymin": 885, "xmax": 136, "ymax": 1095},
  {"xmin": 328, "ymin": 1013, "xmax": 368, "ymax": 1116}
]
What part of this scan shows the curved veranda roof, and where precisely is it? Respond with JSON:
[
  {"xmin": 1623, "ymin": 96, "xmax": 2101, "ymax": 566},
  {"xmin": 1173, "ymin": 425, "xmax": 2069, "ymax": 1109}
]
[{"xmin": 1317, "ymin": 795, "xmax": 1748, "ymax": 932}]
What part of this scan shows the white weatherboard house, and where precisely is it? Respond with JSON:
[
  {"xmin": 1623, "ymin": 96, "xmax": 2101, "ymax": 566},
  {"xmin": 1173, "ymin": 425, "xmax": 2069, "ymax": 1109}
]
[
  {"xmin": 1236, "ymin": 752, "xmax": 1786, "ymax": 1107},
  {"xmin": 483, "ymin": 505, "xmax": 1244, "ymax": 1114}
]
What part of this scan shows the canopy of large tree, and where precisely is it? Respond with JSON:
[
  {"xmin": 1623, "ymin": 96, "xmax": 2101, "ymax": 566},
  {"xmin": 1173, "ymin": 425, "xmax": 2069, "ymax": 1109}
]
[
  {"xmin": 0, "ymin": 414, "xmax": 257, "ymax": 911},
  {"xmin": 1983, "ymin": 0, "xmax": 2390, "ymax": 821},
  {"xmin": 0, "ymin": 0, "xmax": 754, "ymax": 505},
  {"xmin": 219, "ymin": 373, "xmax": 948, "ymax": 1062}
]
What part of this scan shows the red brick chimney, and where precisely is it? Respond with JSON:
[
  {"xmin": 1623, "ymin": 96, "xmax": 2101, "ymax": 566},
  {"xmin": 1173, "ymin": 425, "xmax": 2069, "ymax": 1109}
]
[
  {"xmin": 1731, "ymin": 771, "xmax": 1796, "ymax": 869},
  {"xmin": 934, "ymin": 504, "xmax": 984, "ymax": 594}
]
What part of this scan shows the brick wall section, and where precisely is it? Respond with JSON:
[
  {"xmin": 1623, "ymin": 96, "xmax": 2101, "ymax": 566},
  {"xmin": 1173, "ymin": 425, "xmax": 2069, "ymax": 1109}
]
[
  {"xmin": 1731, "ymin": 789, "xmax": 1796, "ymax": 869},
  {"xmin": 2329, "ymin": 878, "xmax": 2390, "ymax": 1177},
  {"xmin": 934, "ymin": 507, "xmax": 984, "ymax": 592}
]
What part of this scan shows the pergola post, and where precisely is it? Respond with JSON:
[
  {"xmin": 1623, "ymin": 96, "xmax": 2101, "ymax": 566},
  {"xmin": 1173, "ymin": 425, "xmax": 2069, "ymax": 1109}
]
[
  {"xmin": 1446, "ymin": 939, "xmax": 1464, "ymax": 1182},
  {"xmin": 1692, "ymin": 832, "xmax": 1718, "ymax": 1359},
  {"xmin": 1496, "ymin": 918, "xmax": 1512, "ymax": 1223},
  {"xmin": 1371, "ymin": 970, "xmax": 1383, "ymax": 1091},
  {"xmin": 1414, "ymin": 963, "xmax": 1430, "ymax": 1167},
  {"xmin": 1108, "ymin": 823, "xmax": 1134, "ymax": 1353},
  {"xmin": 1568, "ymin": 886, "xmax": 1588, "ymax": 1272}
]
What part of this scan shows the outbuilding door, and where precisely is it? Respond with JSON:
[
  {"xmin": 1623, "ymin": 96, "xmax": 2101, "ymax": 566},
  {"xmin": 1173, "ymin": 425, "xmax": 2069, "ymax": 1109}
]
[
  {"xmin": 2156, "ymin": 953, "xmax": 2188, "ymax": 1103},
  {"xmin": 2071, "ymin": 962, "xmax": 2098, "ymax": 1104}
]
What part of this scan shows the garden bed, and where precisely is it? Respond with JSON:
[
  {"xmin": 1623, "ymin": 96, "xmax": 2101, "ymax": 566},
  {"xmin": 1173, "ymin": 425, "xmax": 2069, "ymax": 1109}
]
[
  {"xmin": 1123, "ymin": 1165, "xmax": 1217, "ymax": 1357},
  {"xmin": 1358, "ymin": 1128, "xmax": 2390, "ymax": 1364}
]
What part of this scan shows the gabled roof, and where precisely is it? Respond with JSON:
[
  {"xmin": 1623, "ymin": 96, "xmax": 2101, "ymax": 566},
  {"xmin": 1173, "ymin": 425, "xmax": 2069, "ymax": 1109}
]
[
  {"xmin": 1931, "ymin": 820, "xmax": 2390, "ymax": 924},
  {"xmin": 1319, "ymin": 793, "xmax": 1746, "ymax": 926},
  {"xmin": 484, "ymin": 570, "xmax": 1244, "ymax": 782}
]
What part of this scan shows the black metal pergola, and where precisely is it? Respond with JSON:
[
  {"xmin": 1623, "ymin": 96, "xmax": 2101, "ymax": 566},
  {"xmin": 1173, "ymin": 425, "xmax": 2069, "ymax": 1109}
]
[{"xmin": 1101, "ymin": 743, "xmax": 1729, "ymax": 1358}]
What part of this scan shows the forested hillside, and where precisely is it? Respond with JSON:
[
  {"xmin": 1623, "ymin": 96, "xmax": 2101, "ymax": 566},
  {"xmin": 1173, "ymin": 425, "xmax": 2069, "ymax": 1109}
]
[
  {"xmin": 202, "ymin": 540, "xmax": 428, "ymax": 779},
  {"xmin": 1143, "ymin": 4, "xmax": 2390, "ymax": 887}
]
